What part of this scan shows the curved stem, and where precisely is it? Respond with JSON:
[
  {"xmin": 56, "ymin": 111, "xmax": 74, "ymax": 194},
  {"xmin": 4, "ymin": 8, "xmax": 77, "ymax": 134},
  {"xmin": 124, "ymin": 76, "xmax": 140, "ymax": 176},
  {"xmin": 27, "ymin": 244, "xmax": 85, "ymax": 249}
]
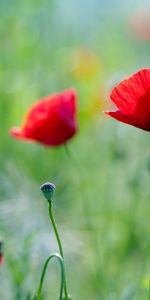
[
  {"xmin": 36, "ymin": 253, "xmax": 64, "ymax": 300},
  {"xmin": 48, "ymin": 202, "xmax": 69, "ymax": 300}
]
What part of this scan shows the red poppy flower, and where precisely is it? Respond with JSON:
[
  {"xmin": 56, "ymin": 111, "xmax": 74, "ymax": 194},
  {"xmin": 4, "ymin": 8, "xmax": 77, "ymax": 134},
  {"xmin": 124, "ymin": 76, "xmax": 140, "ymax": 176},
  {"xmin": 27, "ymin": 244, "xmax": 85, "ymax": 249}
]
[
  {"xmin": 105, "ymin": 69, "xmax": 150, "ymax": 131},
  {"xmin": 0, "ymin": 254, "xmax": 4, "ymax": 265},
  {"xmin": 10, "ymin": 89, "xmax": 77, "ymax": 146}
]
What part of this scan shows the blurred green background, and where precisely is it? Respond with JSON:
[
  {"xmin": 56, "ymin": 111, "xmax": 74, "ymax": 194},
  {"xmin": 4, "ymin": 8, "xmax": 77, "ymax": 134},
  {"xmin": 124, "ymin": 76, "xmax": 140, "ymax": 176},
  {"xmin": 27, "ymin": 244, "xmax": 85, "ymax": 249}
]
[{"xmin": 0, "ymin": 0, "xmax": 150, "ymax": 299}]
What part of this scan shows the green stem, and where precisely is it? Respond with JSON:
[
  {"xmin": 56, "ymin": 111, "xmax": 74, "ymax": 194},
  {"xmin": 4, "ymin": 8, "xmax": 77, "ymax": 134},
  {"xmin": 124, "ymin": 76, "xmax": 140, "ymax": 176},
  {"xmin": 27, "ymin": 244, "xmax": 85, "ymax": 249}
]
[
  {"xmin": 36, "ymin": 253, "xmax": 64, "ymax": 300},
  {"xmin": 48, "ymin": 202, "xmax": 69, "ymax": 300}
]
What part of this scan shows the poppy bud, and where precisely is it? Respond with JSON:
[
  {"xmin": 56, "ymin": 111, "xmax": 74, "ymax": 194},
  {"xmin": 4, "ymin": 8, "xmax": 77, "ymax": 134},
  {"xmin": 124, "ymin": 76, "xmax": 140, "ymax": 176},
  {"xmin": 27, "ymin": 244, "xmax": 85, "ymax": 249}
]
[{"xmin": 40, "ymin": 182, "xmax": 56, "ymax": 202}]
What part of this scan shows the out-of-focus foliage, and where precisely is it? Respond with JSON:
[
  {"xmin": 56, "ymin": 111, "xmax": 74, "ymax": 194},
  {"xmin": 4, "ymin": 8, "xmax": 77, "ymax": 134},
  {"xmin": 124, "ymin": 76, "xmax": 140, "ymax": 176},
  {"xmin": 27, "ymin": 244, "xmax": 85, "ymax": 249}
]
[{"xmin": 0, "ymin": 0, "xmax": 150, "ymax": 299}]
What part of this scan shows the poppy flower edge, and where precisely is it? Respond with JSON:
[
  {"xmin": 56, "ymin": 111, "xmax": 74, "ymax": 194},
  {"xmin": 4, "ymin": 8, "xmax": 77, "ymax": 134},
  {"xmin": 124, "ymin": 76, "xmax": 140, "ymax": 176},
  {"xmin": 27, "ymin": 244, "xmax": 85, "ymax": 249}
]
[
  {"xmin": 0, "ymin": 254, "xmax": 4, "ymax": 265},
  {"xmin": 105, "ymin": 69, "xmax": 150, "ymax": 131},
  {"xmin": 10, "ymin": 88, "xmax": 78, "ymax": 146}
]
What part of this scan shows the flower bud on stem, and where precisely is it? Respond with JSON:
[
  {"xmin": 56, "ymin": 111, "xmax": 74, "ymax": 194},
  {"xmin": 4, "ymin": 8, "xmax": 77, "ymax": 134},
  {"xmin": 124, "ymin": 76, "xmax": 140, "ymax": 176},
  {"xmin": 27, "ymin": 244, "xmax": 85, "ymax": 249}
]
[{"xmin": 40, "ymin": 183, "xmax": 69, "ymax": 300}]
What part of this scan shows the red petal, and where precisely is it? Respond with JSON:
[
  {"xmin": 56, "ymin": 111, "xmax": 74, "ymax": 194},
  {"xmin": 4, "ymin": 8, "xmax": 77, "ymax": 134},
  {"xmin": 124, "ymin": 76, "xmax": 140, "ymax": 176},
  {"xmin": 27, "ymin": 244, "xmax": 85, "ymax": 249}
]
[
  {"xmin": 105, "ymin": 110, "xmax": 150, "ymax": 131},
  {"xmin": 10, "ymin": 127, "xmax": 23, "ymax": 139},
  {"xmin": 105, "ymin": 110, "xmax": 136, "ymax": 125},
  {"xmin": 110, "ymin": 69, "xmax": 150, "ymax": 115},
  {"xmin": 0, "ymin": 254, "xmax": 4, "ymax": 265},
  {"xmin": 10, "ymin": 89, "xmax": 77, "ymax": 146},
  {"xmin": 10, "ymin": 127, "xmax": 35, "ymax": 143}
]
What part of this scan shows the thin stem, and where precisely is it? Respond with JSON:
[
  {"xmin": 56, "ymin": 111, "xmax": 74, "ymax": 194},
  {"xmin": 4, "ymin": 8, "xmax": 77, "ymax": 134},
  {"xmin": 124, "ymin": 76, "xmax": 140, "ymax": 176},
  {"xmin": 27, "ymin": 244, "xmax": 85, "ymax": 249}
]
[
  {"xmin": 36, "ymin": 253, "xmax": 64, "ymax": 300},
  {"xmin": 48, "ymin": 202, "xmax": 69, "ymax": 300}
]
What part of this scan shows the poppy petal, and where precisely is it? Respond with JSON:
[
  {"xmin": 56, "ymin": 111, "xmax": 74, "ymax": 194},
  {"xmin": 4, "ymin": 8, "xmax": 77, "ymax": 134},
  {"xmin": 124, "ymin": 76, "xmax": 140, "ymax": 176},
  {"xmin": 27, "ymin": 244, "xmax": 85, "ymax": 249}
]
[
  {"xmin": 105, "ymin": 110, "xmax": 150, "ymax": 131},
  {"xmin": 10, "ymin": 127, "xmax": 23, "ymax": 139},
  {"xmin": 10, "ymin": 89, "xmax": 77, "ymax": 146},
  {"xmin": 105, "ymin": 69, "xmax": 150, "ymax": 131},
  {"xmin": 105, "ymin": 110, "xmax": 137, "ymax": 126},
  {"xmin": 110, "ymin": 69, "xmax": 150, "ymax": 115}
]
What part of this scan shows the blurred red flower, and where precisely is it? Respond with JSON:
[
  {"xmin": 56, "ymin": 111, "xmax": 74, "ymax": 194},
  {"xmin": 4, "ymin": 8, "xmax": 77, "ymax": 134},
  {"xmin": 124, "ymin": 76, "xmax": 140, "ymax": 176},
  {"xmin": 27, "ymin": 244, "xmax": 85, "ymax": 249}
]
[
  {"xmin": 105, "ymin": 69, "xmax": 150, "ymax": 131},
  {"xmin": 128, "ymin": 7, "xmax": 150, "ymax": 41},
  {"xmin": 0, "ymin": 254, "xmax": 4, "ymax": 265},
  {"xmin": 10, "ymin": 89, "xmax": 77, "ymax": 146}
]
